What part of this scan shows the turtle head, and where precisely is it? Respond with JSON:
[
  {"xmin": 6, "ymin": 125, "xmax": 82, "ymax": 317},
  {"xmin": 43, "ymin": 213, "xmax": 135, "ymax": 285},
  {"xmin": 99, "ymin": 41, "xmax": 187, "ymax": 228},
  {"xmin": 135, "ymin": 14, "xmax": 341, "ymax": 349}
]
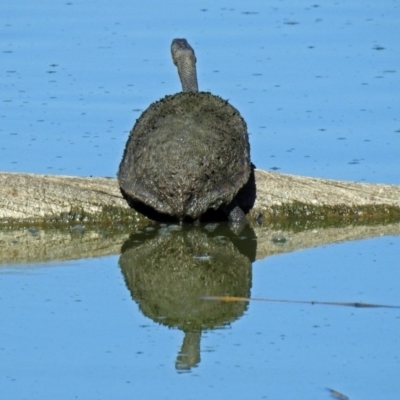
[{"xmin": 171, "ymin": 38, "xmax": 199, "ymax": 93}]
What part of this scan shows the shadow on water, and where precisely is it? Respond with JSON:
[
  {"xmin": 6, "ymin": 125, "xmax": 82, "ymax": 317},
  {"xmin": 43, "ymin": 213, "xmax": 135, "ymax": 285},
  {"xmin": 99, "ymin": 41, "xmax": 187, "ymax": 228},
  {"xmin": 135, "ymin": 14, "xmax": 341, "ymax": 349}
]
[{"xmin": 119, "ymin": 223, "xmax": 257, "ymax": 371}]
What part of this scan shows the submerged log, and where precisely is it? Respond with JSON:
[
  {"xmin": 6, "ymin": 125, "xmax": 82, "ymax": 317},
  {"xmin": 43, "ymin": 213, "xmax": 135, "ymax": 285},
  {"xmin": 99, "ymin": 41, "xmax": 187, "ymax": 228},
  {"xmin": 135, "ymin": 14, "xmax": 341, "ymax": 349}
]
[{"xmin": 0, "ymin": 170, "xmax": 399, "ymax": 226}]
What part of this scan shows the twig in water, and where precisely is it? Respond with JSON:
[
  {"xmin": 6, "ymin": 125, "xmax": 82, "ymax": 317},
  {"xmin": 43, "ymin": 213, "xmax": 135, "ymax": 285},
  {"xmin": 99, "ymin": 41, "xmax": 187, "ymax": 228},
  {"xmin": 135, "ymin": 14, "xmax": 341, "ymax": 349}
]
[
  {"xmin": 201, "ymin": 296, "xmax": 400, "ymax": 309},
  {"xmin": 327, "ymin": 387, "xmax": 349, "ymax": 400}
]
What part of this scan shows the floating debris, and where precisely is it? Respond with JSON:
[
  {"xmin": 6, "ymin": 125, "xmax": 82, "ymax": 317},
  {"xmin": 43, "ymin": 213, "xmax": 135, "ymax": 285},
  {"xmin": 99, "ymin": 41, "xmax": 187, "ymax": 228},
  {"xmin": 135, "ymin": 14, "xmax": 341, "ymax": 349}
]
[
  {"xmin": 327, "ymin": 387, "xmax": 349, "ymax": 400},
  {"xmin": 193, "ymin": 254, "xmax": 211, "ymax": 261},
  {"xmin": 271, "ymin": 235, "xmax": 288, "ymax": 245}
]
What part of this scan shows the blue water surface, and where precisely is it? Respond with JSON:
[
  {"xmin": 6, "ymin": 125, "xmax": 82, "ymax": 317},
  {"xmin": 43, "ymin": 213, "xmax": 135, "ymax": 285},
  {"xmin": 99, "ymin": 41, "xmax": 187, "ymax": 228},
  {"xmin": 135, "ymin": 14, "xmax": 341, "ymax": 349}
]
[
  {"xmin": 1, "ymin": 235, "xmax": 400, "ymax": 400},
  {"xmin": 1, "ymin": 0, "xmax": 399, "ymax": 182},
  {"xmin": 1, "ymin": 1, "xmax": 400, "ymax": 399}
]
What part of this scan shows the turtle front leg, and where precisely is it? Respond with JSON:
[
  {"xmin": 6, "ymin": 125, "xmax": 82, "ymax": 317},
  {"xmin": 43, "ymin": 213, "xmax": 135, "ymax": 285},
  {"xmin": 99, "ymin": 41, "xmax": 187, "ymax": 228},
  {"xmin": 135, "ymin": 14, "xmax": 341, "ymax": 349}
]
[{"xmin": 223, "ymin": 200, "xmax": 247, "ymax": 233}]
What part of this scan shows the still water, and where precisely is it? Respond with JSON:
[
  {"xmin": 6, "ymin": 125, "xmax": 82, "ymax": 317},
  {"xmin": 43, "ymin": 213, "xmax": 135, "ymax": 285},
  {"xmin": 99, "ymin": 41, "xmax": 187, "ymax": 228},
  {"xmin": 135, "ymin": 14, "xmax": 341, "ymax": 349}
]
[
  {"xmin": 1, "ymin": 226, "xmax": 400, "ymax": 399},
  {"xmin": 1, "ymin": 0, "xmax": 400, "ymax": 399}
]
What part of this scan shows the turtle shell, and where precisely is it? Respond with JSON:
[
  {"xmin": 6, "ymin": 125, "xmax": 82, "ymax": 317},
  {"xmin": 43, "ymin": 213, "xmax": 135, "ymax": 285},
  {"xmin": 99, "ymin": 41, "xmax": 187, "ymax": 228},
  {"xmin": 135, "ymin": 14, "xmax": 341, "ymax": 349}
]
[{"xmin": 118, "ymin": 91, "xmax": 251, "ymax": 220}]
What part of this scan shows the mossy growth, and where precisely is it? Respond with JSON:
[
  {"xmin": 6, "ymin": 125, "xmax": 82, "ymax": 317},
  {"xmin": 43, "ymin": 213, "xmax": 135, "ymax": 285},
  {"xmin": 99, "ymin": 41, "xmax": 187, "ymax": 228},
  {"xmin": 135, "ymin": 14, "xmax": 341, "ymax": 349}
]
[
  {"xmin": 249, "ymin": 201, "xmax": 400, "ymax": 231},
  {"xmin": 0, "ymin": 205, "xmax": 150, "ymax": 230}
]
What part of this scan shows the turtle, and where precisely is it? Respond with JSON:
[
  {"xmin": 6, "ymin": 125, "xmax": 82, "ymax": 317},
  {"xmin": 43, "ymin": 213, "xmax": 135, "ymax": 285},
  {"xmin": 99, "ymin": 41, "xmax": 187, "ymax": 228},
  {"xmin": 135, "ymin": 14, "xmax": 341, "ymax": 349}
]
[{"xmin": 118, "ymin": 38, "xmax": 252, "ymax": 226}]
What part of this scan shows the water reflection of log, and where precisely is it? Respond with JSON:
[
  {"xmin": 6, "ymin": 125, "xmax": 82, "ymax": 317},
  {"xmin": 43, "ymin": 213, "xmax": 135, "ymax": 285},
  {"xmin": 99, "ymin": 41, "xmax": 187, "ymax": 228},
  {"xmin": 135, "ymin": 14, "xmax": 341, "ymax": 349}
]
[
  {"xmin": 119, "ymin": 225, "xmax": 256, "ymax": 371},
  {"xmin": 1, "ymin": 221, "xmax": 400, "ymax": 265},
  {"xmin": 1, "ymin": 170, "xmax": 400, "ymax": 226},
  {"xmin": 254, "ymin": 221, "xmax": 400, "ymax": 260},
  {"xmin": 0, "ymin": 227, "xmax": 129, "ymax": 265}
]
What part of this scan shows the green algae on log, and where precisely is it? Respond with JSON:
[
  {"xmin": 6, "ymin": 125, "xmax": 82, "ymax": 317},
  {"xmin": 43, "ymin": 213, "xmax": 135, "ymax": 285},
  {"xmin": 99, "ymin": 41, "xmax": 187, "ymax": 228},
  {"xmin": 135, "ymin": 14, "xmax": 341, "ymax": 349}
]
[
  {"xmin": 0, "ymin": 170, "xmax": 400, "ymax": 227},
  {"xmin": 0, "ymin": 172, "xmax": 148, "ymax": 228},
  {"xmin": 249, "ymin": 169, "xmax": 400, "ymax": 223}
]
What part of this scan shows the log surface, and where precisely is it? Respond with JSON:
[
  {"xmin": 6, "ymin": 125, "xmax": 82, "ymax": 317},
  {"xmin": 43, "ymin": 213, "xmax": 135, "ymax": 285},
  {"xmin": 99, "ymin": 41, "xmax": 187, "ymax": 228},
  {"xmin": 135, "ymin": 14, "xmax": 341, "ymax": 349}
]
[
  {"xmin": 250, "ymin": 169, "xmax": 400, "ymax": 220},
  {"xmin": 0, "ymin": 170, "xmax": 399, "ymax": 225}
]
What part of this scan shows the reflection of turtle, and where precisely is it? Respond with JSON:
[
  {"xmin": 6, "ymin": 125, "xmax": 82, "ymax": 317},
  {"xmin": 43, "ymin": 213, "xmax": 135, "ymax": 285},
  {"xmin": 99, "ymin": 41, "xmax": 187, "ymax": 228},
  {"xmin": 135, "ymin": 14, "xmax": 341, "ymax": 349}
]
[
  {"xmin": 118, "ymin": 38, "xmax": 253, "ymax": 226},
  {"xmin": 119, "ymin": 224, "xmax": 256, "ymax": 370}
]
